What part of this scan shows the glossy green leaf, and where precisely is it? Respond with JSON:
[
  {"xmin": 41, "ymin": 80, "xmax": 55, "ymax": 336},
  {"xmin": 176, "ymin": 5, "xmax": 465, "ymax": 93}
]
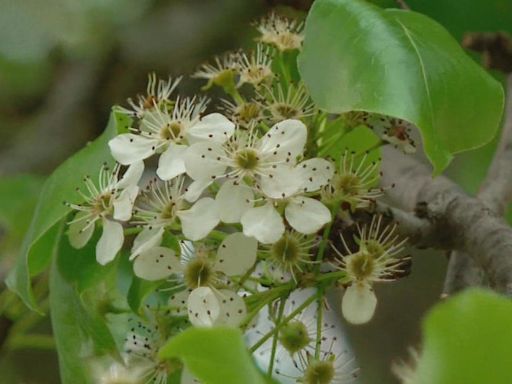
[
  {"xmin": 49, "ymin": 226, "xmax": 90, "ymax": 384},
  {"xmin": 6, "ymin": 110, "xmax": 124, "ymax": 311},
  {"xmin": 299, "ymin": 0, "xmax": 504, "ymax": 173},
  {"xmin": 57, "ymin": 229, "xmax": 117, "ymax": 293},
  {"xmin": 159, "ymin": 327, "xmax": 265, "ymax": 384},
  {"xmin": 410, "ymin": 289, "xmax": 512, "ymax": 384}
]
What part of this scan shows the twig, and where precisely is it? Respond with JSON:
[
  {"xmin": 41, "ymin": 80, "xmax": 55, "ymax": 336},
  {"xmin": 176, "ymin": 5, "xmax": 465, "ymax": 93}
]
[
  {"xmin": 381, "ymin": 146, "xmax": 512, "ymax": 296},
  {"xmin": 443, "ymin": 74, "xmax": 512, "ymax": 295}
]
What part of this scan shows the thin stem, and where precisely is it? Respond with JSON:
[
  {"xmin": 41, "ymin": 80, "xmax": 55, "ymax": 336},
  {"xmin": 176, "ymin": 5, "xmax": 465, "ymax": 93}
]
[
  {"xmin": 315, "ymin": 288, "xmax": 324, "ymax": 359},
  {"xmin": 6, "ymin": 334, "xmax": 55, "ymax": 350},
  {"xmin": 249, "ymin": 293, "xmax": 317, "ymax": 352},
  {"xmin": 268, "ymin": 297, "xmax": 287, "ymax": 376}
]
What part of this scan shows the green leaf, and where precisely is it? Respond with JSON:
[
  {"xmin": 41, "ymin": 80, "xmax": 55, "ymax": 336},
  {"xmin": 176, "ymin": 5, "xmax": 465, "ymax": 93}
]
[
  {"xmin": 127, "ymin": 276, "xmax": 163, "ymax": 314},
  {"xmin": 6, "ymin": 109, "xmax": 124, "ymax": 311},
  {"xmin": 0, "ymin": 175, "xmax": 44, "ymax": 254},
  {"xmin": 57, "ymin": 229, "xmax": 116, "ymax": 293},
  {"xmin": 411, "ymin": 289, "xmax": 512, "ymax": 384},
  {"xmin": 49, "ymin": 225, "xmax": 90, "ymax": 384},
  {"xmin": 159, "ymin": 327, "xmax": 266, "ymax": 384},
  {"xmin": 299, "ymin": 0, "xmax": 504, "ymax": 173}
]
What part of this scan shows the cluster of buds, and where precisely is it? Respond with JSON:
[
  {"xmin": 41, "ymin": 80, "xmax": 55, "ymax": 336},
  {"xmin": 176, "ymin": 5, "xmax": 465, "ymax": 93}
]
[{"xmin": 74, "ymin": 13, "xmax": 415, "ymax": 384}]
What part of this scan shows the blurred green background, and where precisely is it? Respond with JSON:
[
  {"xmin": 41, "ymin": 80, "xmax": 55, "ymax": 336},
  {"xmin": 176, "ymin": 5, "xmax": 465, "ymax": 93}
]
[{"xmin": 0, "ymin": 0, "xmax": 511, "ymax": 383}]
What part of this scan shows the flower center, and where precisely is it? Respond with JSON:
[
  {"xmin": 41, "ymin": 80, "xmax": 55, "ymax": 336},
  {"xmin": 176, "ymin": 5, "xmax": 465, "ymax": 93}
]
[
  {"xmin": 279, "ymin": 320, "xmax": 310, "ymax": 354},
  {"xmin": 235, "ymin": 149, "xmax": 259, "ymax": 170},
  {"xmin": 184, "ymin": 258, "xmax": 214, "ymax": 289},
  {"xmin": 346, "ymin": 251, "xmax": 375, "ymax": 281},
  {"xmin": 271, "ymin": 234, "xmax": 301, "ymax": 264},
  {"xmin": 303, "ymin": 360, "xmax": 335, "ymax": 384},
  {"xmin": 272, "ymin": 104, "xmax": 300, "ymax": 120},
  {"xmin": 160, "ymin": 201, "xmax": 177, "ymax": 220},
  {"xmin": 93, "ymin": 193, "xmax": 113, "ymax": 216},
  {"xmin": 335, "ymin": 174, "xmax": 362, "ymax": 195},
  {"xmin": 161, "ymin": 121, "xmax": 183, "ymax": 141},
  {"xmin": 236, "ymin": 102, "xmax": 261, "ymax": 125},
  {"xmin": 363, "ymin": 239, "xmax": 386, "ymax": 259}
]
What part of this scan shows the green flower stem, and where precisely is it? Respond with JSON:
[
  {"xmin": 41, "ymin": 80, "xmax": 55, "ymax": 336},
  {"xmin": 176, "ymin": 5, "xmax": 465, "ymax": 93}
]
[
  {"xmin": 249, "ymin": 293, "xmax": 317, "ymax": 352},
  {"xmin": 268, "ymin": 297, "xmax": 287, "ymax": 376},
  {"xmin": 224, "ymin": 83, "xmax": 245, "ymax": 105},
  {"xmin": 123, "ymin": 227, "xmax": 142, "ymax": 236},
  {"xmin": 315, "ymin": 287, "xmax": 324, "ymax": 359},
  {"xmin": 7, "ymin": 334, "xmax": 56, "ymax": 350}
]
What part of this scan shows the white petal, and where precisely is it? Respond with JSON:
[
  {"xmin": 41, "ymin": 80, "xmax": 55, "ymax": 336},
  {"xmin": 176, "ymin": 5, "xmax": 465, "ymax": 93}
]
[
  {"xmin": 216, "ymin": 181, "xmax": 253, "ymax": 223},
  {"xmin": 130, "ymin": 226, "xmax": 165, "ymax": 260},
  {"xmin": 168, "ymin": 289, "xmax": 192, "ymax": 316},
  {"xmin": 184, "ymin": 179, "xmax": 212, "ymax": 203},
  {"xmin": 116, "ymin": 160, "xmax": 144, "ymax": 189},
  {"xmin": 214, "ymin": 232, "xmax": 258, "ymax": 276},
  {"xmin": 187, "ymin": 287, "xmax": 220, "ymax": 327},
  {"xmin": 108, "ymin": 134, "xmax": 159, "ymax": 165},
  {"xmin": 96, "ymin": 218, "xmax": 124, "ymax": 265},
  {"xmin": 133, "ymin": 246, "xmax": 181, "ymax": 281},
  {"xmin": 187, "ymin": 113, "xmax": 235, "ymax": 144},
  {"xmin": 241, "ymin": 203, "xmax": 284, "ymax": 244},
  {"xmin": 296, "ymin": 158, "xmax": 335, "ymax": 192},
  {"xmin": 341, "ymin": 283, "xmax": 378, "ymax": 325},
  {"xmin": 181, "ymin": 367, "xmax": 202, "ymax": 384},
  {"xmin": 178, "ymin": 198, "xmax": 219, "ymax": 241},
  {"xmin": 113, "ymin": 185, "xmax": 139, "ymax": 221},
  {"xmin": 215, "ymin": 289, "xmax": 247, "ymax": 327},
  {"xmin": 285, "ymin": 197, "xmax": 331, "ymax": 234},
  {"xmin": 258, "ymin": 119, "xmax": 307, "ymax": 162},
  {"xmin": 259, "ymin": 165, "xmax": 301, "ymax": 199},
  {"xmin": 156, "ymin": 143, "xmax": 188, "ymax": 180},
  {"xmin": 68, "ymin": 211, "xmax": 95, "ymax": 249},
  {"xmin": 184, "ymin": 142, "xmax": 227, "ymax": 181}
]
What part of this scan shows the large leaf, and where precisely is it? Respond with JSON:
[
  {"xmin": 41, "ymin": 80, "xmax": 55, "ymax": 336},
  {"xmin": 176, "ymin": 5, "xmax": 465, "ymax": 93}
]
[
  {"xmin": 0, "ymin": 175, "xmax": 44, "ymax": 255},
  {"xmin": 299, "ymin": 0, "xmax": 504, "ymax": 173},
  {"xmin": 6, "ymin": 110, "xmax": 125, "ymax": 311},
  {"xmin": 159, "ymin": 327, "xmax": 265, "ymax": 384},
  {"xmin": 409, "ymin": 289, "xmax": 512, "ymax": 384},
  {"xmin": 49, "ymin": 228, "xmax": 90, "ymax": 384}
]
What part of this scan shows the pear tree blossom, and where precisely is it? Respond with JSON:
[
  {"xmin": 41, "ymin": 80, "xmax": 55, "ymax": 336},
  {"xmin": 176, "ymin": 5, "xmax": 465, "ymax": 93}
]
[{"xmin": 66, "ymin": 160, "xmax": 143, "ymax": 264}]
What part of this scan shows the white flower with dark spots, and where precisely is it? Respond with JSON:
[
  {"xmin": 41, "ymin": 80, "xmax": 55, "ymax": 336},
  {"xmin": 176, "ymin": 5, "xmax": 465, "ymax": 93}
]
[
  {"xmin": 240, "ymin": 157, "xmax": 334, "ymax": 243},
  {"xmin": 120, "ymin": 73, "xmax": 181, "ymax": 118},
  {"xmin": 109, "ymin": 96, "xmax": 235, "ymax": 180},
  {"xmin": 123, "ymin": 317, "xmax": 176, "ymax": 384},
  {"xmin": 359, "ymin": 112, "xmax": 416, "ymax": 154},
  {"xmin": 66, "ymin": 161, "xmax": 143, "ymax": 265},
  {"xmin": 256, "ymin": 13, "xmax": 304, "ymax": 52},
  {"xmin": 130, "ymin": 176, "xmax": 220, "ymax": 259},
  {"xmin": 184, "ymin": 118, "xmax": 307, "ymax": 203},
  {"xmin": 332, "ymin": 215, "xmax": 410, "ymax": 325},
  {"xmin": 134, "ymin": 234, "xmax": 257, "ymax": 327},
  {"xmin": 237, "ymin": 44, "xmax": 273, "ymax": 87}
]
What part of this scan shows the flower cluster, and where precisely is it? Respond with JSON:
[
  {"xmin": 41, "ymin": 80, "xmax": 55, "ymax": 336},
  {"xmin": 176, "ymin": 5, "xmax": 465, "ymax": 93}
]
[{"xmin": 69, "ymin": 12, "xmax": 416, "ymax": 384}]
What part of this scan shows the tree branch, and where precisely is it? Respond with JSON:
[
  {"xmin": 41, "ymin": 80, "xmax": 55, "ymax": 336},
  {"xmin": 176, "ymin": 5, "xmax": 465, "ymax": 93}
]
[
  {"xmin": 381, "ymin": 146, "xmax": 512, "ymax": 296},
  {"xmin": 442, "ymin": 74, "xmax": 512, "ymax": 295}
]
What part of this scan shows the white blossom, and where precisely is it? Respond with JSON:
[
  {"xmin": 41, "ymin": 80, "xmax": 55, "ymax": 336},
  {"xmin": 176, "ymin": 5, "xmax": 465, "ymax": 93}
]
[
  {"xmin": 332, "ymin": 215, "xmax": 410, "ymax": 324},
  {"xmin": 109, "ymin": 96, "xmax": 235, "ymax": 180},
  {"xmin": 240, "ymin": 157, "xmax": 334, "ymax": 243},
  {"xmin": 66, "ymin": 161, "xmax": 143, "ymax": 265},
  {"xmin": 134, "ymin": 234, "xmax": 257, "ymax": 327},
  {"xmin": 130, "ymin": 176, "xmax": 220, "ymax": 259},
  {"xmin": 184, "ymin": 118, "xmax": 307, "ymax": 203}
]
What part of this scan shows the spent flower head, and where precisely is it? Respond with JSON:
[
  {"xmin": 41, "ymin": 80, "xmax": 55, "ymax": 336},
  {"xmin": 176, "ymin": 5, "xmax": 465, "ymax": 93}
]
[{"xmin": 256, "ymin": 13, "xmax": 304, "ymax": 52}]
